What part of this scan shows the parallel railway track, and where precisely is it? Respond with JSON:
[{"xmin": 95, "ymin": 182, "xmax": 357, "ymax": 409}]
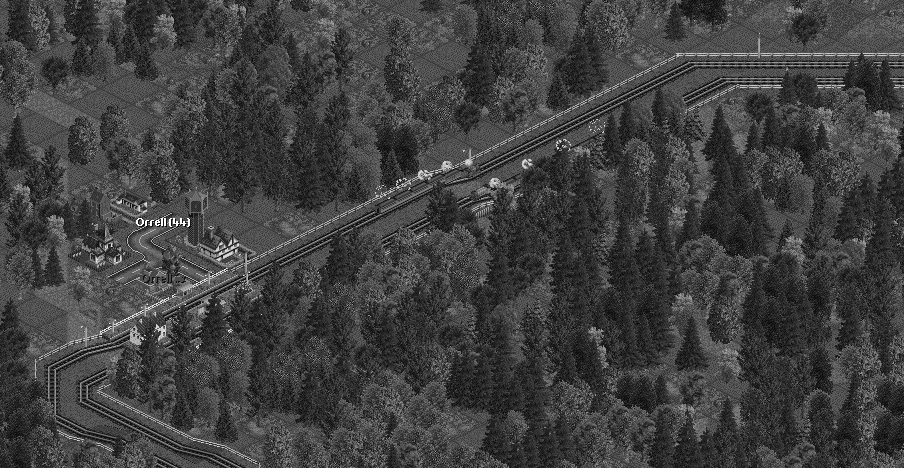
[{"xmin": 42, "ymin": 52, "xmax": 904, "ymax": 467}]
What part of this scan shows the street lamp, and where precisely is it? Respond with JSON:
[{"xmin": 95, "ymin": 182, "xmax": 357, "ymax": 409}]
[{"xmin": 82, "ymin": 325, "xmax": 88, "ymax": 348}]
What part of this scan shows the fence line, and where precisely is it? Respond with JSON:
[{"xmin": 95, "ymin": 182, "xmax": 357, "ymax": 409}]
[
  {"xmin": 96, "ymin": 384, "xmax": 260, "ymax": 467},
  {"xmin": 38, "ymin": 50, "xmax": 904, "ymax": 371}
]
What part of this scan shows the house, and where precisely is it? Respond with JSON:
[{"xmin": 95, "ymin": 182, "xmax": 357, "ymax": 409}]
[
  {"xmin": 129, "ymin": 321, "xmax": 167, "ymax": 346},
  {"xmin": 82, "ymin": 224, "xmax": 124, "ymax": 268},
  {"xmin": 88, "ymin": 187, "xmax": 112, "ymax": 227},
  {"xmin": 115, "ymin": 192, "xmax": 149, "ymax": 215},
  {"xmin": 198, "ymin": 226, "xmax": 240, "ymax": 262}
]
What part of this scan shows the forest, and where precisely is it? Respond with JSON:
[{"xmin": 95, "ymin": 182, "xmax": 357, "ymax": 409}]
[
  {"xmin": 0, "ymin": 0, "xmax": 903, "ymax": 465},
  {"xmin": 3, "ymin": 55, "xmax": 902, "ymax": 466}
]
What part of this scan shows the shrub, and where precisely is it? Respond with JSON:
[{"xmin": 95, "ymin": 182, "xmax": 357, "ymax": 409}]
[{"xmin": 41, "ymin": 56, "xmax": 69, "ymax": 89}]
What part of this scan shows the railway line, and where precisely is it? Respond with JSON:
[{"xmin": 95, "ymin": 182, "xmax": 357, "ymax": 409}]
[{"xmin": 40, "ymin": 52, "xmax": 904, "ymax": 467}]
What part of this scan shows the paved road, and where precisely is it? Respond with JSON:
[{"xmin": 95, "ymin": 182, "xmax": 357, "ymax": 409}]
[
  {"xmin": 43, "ymin": 52, "xmax": 904, "ymax": 468},
  {"xmin": 109, "ymin": 217, "xmax": 210, "ymax": 284}
]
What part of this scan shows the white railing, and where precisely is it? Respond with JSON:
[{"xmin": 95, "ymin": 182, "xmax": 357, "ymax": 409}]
[
  {"xmin": 675, "ymin": 52, "xmax": 904, "ymax": 58},
  {"xmin": 39, "ymin": 49, "xmax": 904, "ymax": 372},
  {"xmin": 96, "ymin": 384, "xmax": 260, "ymax": 467}
]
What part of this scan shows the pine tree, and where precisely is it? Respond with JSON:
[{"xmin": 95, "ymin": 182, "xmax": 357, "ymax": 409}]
[
  {"xmin": 425, "ymin": 181, "xmax": 459, "ymax": 232},
  {"xmin": 43, "ymin": 245, "xmax": 64, "ymax": 286},
  {"xmin": 134, "ymin": 42, "xmax": 159, "ymax": 80},
  {"xmin": 199, "ymin": 295, "xmax": 227, "ymax": 355},
  {"xmin": 562, "ymin": 32, "xmax": 594, "ymax": 97},
  {"xmin": 592, "ymin": 113, "xmax": 620, "ymax": 170},
  {"xmin": 834, "ymin": 187, "xmax": 863, "ymax": 242},
  {"xmin": 30, "ymin": 247, "xmax": 44, "ymax": 288},
  {"xmin": 674, "ymin": 412, "xmax": 702, "ymax": 468},
  {"xmin": 5, "ymin": 114, "xmax": 30, "ymax": 170},
  {"xmin": 73, "ymin": 0, "xmax": 102, "ymax": 47},
  {"xmin": 546, "ymin": 70, "xmax": 571, "ymax": 111},
  {"xmin": 619, "ymin": 101, "xmax": 639, "ymax": 145},
  {"xmin": 0, "ymin": 156, "xmax": 10, "ymax": 206},
  {"xmin": 810, "ymin": 345, "xmax": 833, "ymax": 394},
  {"xmin": 169, "ymin": 305, "xmax": 192, "ymax": 358},
  {"xmin": 136, "ymin": 315, "xmax": 162, "ymax": 397},
  {"xmin": 380, "ymin": 148, "xmax": 403, "ymax": 188},
  {"xmin": 744, "ymin": 121, "xmax": 761, "ymax": 154},
  {"xmin": 609, "ymin": 218, "xmax": 641, "ymax": 297},
  {"xmin": 651, "ymin": 407, "xmax": 676, "ymax": 468},
  {"xmin": 680, "ymin": 197, "xmax": 701, "ymax": 245},
  {"xmin": 171, "ymin": 0, "xmax": 196, "ymax": 47},
  {"xmin": 290, "ymin": 110, "xmax": 325, "ymax": 211},
  {"xmin": 760, "ymin": 105, "xmax": 782, "ymax": 150},
  {"xmin": 676, "ymin": 316, "xmax": 708, "ymax": 371},
  {"xmin": 113, "ymin": 345, "xmax": 140, "ymax": 399},
  {"xmin": 71, "ymin": 38, "xmax": 94, "ymax": 76},
  {"xmin": 664, "ymin": 2, "xmax": 686, "ymax": 41},
  {"xmin": 777, "ymin": 70, "xmax": 798, "ymax": 105},
  {"xmin": 7, "ymin": 0, "xmax": 31, "ymax": 46},
  {"xmin": 119, "ymin": 25, "xmax": 139, "ymax": 63},
  {"xmin": 0, "ymin": 299, "xmax": 29, "ymax": 375},
  {"xmin": 776, "ymin": 219, "xmax": 793, "ymax": 252},
  {"xmin": 804, "ymin": 174, "xmax": 830, "ymax": 257},
  {"xmin": 808, "ymin": 390, "xmax": 834, "ymax": 455},
  {"xmin": 585, "ymin": 33, "xmax": 608, "ymax": 92},
  {"xmin": 214, "ymin": 398, "xmax": 238, "ymax": 442},
  {"xmin": 171, "ymin": 387, "xmax": 194, "ymax": 430},
  {"xmin": 226, "ymin": 286, "xmax": 254, "ymax": 342}
]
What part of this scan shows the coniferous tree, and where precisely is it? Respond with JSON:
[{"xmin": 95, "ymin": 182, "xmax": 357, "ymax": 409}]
[
  {"xmin": 112, "ymin": 345, "xmax": 141, "ymax": 399},
  {"xmin": 134, "ymin": 42, "xmax": 159, "ymax": 80},
  {"xmin": 226, "ymin": 286, "xmax": 254, "ymax": 342},
  {"xmin": 30, "ymin": 247, "xmax": 44, "ymax": 288},
  {"xmin": 680, "ymin": 197, "xmax": 701, "ymax": 245},
  {"xmin": 664, "ymin": 2, "xmax": 686, "ymax": 41},
  {"xmin": 651, "ymin": 407, "xmax": 677, "ymax": 468},
  {"xmin": 5, "ymin": 114, "xmax": 30, "ymax": 170},
  {"xmin": 744, "ymin": 121, "xmax": 761, "ymax": 154},
  {"xmin": 760, "ymin": 105, "xmax": 782, "ymax": 150},
  {"xmin": 674, "ymin": 412, "xmax": 703, "ymax": 468},
  {"xmin": 214, "ymin": 398, "xmax": 238, "ymax": 442},
  {"xmin": 136, "ymin": 315, "xmax": 162, "ymax": 397},
  {"xmin": 6, "ymin": 0, "xmax": 31, "ymax": 46},
  {"xmin": 776, "ymin": 219, "xmax": 793, "ymax": 252},
  {"xmin": 43, "ymin": 245, "xmax": 64, "ymax": 286},
  {"xmin": 834, "ymin": 187, "xmax": 863, "ymax": 242},
  {"xmin": 777, "ymin": 70, "xmax": 798, "ymax": 106},
  {"xmin": 72, "ymin": 0, "xmax": 102, "ymax": 47},
  {"xmin": 199, "ymin": 295, "xmax": 227, "ymax": 355},
  {"xmin": 808, "ymin": 390, "xmax": 835, "ymax": 455},
  {"xmin": 546, "ymin": 70, "xmax": 571, "ymax": 111},
  {"xmin": 171, "ymin": 0, "xmax": 197, "ymax": 47},
  {"xmin": 169, "ymin": 305, "xmax": 192, "ymax": 358},
  {"xmin": 804, "ymin": 174, "xmax": 831, "ymax": 257},
  {"xmin": 70, "ymin": 38, "xmax": 94, "ymax": 76},
  {"xmin": 119, "ymin": 25, "xmax": 139, "ymax": 63},
  {"xmin": 170, "ymin": 387, "xmax": 193, "ymax": 430},
  {"xmin": 676, "ymin": 316, "xmax": 708, "ymax": 371},
  {"xmin": 380, "ymin": 148, "xmax": 402, "ymax": 188},
  {"xmin": 619, "ymin": 101, "xmax": 639, "ymax": 145},
  {"xmin": 462, "ymin": 45, "xmax": 495, "ymax": 108},
  {"xmin": 599, "ymin": 112, "xmax": 622, "ymax": 169},
  {"xmin": 425, "ymin": 181, "xmax": 459, "ymax": 232}
]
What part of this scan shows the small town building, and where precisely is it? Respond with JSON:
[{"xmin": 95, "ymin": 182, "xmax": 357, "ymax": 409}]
[
  {"xmin": 115, "ymin": 192, "xmax": 149, "ymax": 215},
  {"xmin": 198, "ymin": 226, "xmax": 240, "ymax": 262},
  {"xmin": 129, "ymin": 322, "xmax": 167, "ymax": 346},
  {"xmin": 88, "ymin": 187, "xmax": 113, "ymax": 228},
  {"xmin": 82, "ymin": 224, "xmax": 124, "ymax": 268}
]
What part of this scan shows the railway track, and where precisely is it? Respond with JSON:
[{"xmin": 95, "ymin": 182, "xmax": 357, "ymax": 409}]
[{"xmin": 42, "ymin": 52, "xmax": 904, "ymax": 467}]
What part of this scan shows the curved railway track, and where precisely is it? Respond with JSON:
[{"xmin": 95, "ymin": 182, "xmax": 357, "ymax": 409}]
[{"xmin": 41, "ymin": 52, "xmax": 904, "ymax": 467}]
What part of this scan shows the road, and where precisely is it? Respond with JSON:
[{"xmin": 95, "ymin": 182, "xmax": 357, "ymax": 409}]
[
  {"xmin": 109, "ymin": 216, "xmax": 210, "ymax": 284},
  {"xmin": 40, "ymin": 53, "xmax": 904, "ymax": 468}
]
